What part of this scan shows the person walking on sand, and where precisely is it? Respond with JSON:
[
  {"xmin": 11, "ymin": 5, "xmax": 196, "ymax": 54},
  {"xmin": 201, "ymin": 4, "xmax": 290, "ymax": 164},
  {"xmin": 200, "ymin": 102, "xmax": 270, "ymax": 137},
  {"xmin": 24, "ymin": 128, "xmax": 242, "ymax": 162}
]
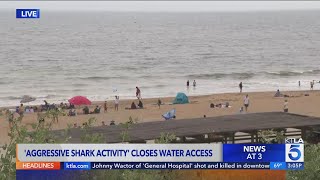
[
  {"xmin": 157, "ymin": 99, "xmax": 162, "ymax": 109},
  {"xmin": 104, "ymin": 101, "xmax": 108, "ymax": 113},
  {"xmin": 186, "ymin": 80, "xmax": 189, "ymax": 87},
  {"xmin": 284, "ymin": 100, "xmax": 289, "ymax": 113},
  {"xmin": 19, "ymin": 104, "xmax": 24, "ymax": 117},
  {"xmin": 193, "ymin": 80, "xmax": 196, "ymax": 87},
  {"xmin": 114, "ymin": 96, "xmax": 119, "ymax": 111},
  {"xmin": 136, "ymin": 87, "xmax": 141, "ymax": 99},
  {"xmin": 243, "ymin": 95, "xmax": 250, "ymax": 112},
  {"xmin": 239, "ymin": 82, "xmax": 243, "ymax": 93}
]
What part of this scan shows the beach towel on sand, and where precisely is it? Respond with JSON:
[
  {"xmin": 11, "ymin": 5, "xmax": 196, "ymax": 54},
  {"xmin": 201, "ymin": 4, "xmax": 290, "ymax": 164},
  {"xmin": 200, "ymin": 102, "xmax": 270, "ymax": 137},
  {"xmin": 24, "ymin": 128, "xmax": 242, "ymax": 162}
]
[{"xmin": 162, "ymin": 109, "xmax": 176, "ymax": 120}]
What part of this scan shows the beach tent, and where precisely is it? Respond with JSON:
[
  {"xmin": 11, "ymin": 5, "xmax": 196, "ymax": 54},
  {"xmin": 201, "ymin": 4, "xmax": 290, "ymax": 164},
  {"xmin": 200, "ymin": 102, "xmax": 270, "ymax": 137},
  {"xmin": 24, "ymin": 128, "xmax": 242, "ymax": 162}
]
[
  {"xmin": 162, "ymin": 109, "xmax": 176, "ymax": 120},
  {"xmin": 173, "ymin": 92, "xmax": 189, "ymax": 104}
]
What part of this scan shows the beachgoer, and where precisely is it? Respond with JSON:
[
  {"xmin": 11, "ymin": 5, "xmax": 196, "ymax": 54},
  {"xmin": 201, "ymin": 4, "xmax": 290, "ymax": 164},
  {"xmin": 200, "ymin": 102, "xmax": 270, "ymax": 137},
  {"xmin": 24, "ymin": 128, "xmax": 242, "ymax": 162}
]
[
  {"xmin": 239, "ymin": 107, "xmax": 244, "ymax": 113},
  {"xmin": 104, "ymin": 101, "xmax": 107, "ymax": 113},
  {"xmin": 110, "ymin": 120, "xmax": 115, "ymax": 126},
  {"xmin": 18, "ymin": 104, "xmax": 24, "ymax": 116},
  {"xmin": 136, "ymin": 87, "xmax": 141, "ymax": 99},
  {"xmin": 115, "ymin": 96, "xmax": 119, "ymax": 111},
  {"xmin": 157, "ymin": 99, "xmax": 162, "ymax": 109},
  {"xmin": 244, "ymin": 95, "xmax": 250, "ymax": 112},
  {"xmin": 93, "ymin": 106, "xmax": 100, "ymax": 114},
  {"xmin": 138, "ymin": 100, "xmax": 143, "ymax": 108},
  {"xmin": 274, "ymin": 89, "xmax": 281, "ymax": 97},
  {"xmin": 284, "ymin": 100, "xmax": 289, "ymax": 113},
  {"xmin": 83, "ymin": 106, "xmax": 89, "ymax": 114},
  {"xmin": 239, "ymin": 82, "xmax": 243, "ymax": 93},
  {"xmin": 193, "ymin": 80, "xmax": 196, "ymax": 87},
  {"xmin": 210, "ymin": 103, "xmax": 215, "ymax": 108},
  {"xmin": 298, "ymin": 81, "xmax": 301, "ymax": 87},
  {"xmin": 102, "ymin": 121, "xmax": 106, "ymax": 126},
  {"xmin": 203, "ymin": 115, "xmax": 206, "ymax": 118},
  {"xmin": 311, "ymin": 81, "xmax": 314, "ymax": 90},
  {"xmin": 187, "ymin": 80, "xmax": 189, "ymax": 87},
  {"xmin": 130, "ymin": 102, "xmax": 137, "ymax": 109}
]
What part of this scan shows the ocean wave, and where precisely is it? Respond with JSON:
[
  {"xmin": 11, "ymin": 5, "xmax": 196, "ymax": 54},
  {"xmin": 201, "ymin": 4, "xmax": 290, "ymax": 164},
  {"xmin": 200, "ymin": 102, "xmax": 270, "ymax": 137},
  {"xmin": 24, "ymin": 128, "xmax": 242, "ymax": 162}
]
[
  {"xmin": 187, "ymin": 72, "xmax": 255, "ymax": 79},
  {"xmin": 264, "ymin": 69, "xmax": 320, "ymax": 77},
  {"xmin": 186, "ymin": 69, "xmax": 320, "ymax": 80},
  {"xmin": 79, "ymin": 76, "xmax": 128, "ymax": 80}
]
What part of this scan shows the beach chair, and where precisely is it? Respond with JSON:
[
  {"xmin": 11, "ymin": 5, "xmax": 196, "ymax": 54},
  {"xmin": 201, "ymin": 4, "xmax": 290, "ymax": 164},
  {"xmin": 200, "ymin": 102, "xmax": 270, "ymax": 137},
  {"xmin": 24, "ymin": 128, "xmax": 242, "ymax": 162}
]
[{"xmin": 162, "ymin": 109, "xmax": 176, "ymax": 120}]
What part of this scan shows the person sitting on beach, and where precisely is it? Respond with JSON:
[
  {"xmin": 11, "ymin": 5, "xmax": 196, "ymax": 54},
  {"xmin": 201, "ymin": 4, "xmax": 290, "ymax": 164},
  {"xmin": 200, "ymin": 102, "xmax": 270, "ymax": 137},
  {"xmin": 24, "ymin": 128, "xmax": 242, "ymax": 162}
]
[
  {"xmin": 274, "ymin": 89, "xmax": 282, "ymax": 97},
  {"xmin": 210, "ymin": 103, "xmax": 215, "ymax": 108},
  {"xmin": 102, "ymin": 121, "xmax": 106, "ymax": 126},
  {"xmin": 110, "ymin": 120, "xmax": 115, "ymax": 126},
  {"xmin": 157, "ymin": 99, "xmax": 162, "ymax": 109},
  {"xmin": 92, "ymin": 106, "xmax": 101, "ymax": 114},
  {"xmin": 239, "ymin": 107, "xmax": 244, "ymax": 113},
  {"xmin": 83, "ymin": 106, "xmax": 89, "ymax": 114},
  {"xmin": 225, "ymin": 102, "xmax": 230, "ymax": 108},
  {"xmin": 130, "ymin": 102, "xmax": 137, "ymax": 109},
  {"xmin": 68, "ymin": 109, "xmax": 76, "ymax": 116},
  {"xmin": 138, "ymin": 100, "xmax": 143, "ymax": 108},
  {"xmin": 29, "ymin": 107, "xmax": 34, "ymax": 113}
]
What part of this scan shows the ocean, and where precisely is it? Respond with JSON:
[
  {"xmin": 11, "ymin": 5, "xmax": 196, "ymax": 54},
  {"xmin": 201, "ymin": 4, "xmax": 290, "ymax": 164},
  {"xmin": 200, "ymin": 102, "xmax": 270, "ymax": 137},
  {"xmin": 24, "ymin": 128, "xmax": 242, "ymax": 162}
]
[{"xmin": 0, "ymin": 10, "xmax": 320, "ymax": 107}]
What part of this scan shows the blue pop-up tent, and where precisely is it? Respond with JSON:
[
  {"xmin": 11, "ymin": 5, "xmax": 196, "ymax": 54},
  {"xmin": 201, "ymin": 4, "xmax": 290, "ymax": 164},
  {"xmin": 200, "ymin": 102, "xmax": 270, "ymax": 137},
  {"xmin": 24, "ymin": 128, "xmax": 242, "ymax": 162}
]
[{"xmin": 173, "ymin": 92, "xmax": 189, "ymax": 104}]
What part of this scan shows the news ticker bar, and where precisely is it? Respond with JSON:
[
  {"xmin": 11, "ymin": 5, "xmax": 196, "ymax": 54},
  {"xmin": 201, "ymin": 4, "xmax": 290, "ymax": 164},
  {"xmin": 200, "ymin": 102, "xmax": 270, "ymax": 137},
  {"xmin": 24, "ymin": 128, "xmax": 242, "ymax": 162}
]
[{"xmin": 16, "ymin": 162, "xmax": 304, "ymax": 170}]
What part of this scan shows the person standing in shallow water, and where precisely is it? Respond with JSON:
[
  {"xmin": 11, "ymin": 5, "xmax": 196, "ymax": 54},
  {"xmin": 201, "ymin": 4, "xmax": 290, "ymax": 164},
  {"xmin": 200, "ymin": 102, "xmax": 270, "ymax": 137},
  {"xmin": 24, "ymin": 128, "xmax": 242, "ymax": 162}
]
[
  {"xmin": 186, "ymin": 80, "xmax": 189, "ymax": 87},
  {"xmin": 136, "ymin": 87, "xmax": 141, "ymax": 99},
  {"xmin": 298, "ymin": 81, "xmax": 301, "ymax": 87},
  {"xmin": 193, "ymin": 80, "xmax": 196, "ymax": 87},
  {"xmin": 243, "ymin": 94, "xmax": 250, "ymax": 112},
  {"xmin": 239, "ymin": 82, "xmax": 243, "ymax": 93}
]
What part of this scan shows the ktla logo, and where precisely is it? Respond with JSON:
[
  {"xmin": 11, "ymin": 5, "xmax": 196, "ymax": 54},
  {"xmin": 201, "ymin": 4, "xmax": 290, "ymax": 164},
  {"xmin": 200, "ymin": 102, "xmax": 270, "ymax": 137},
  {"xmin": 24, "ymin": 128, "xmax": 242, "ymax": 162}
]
[{"xmin": 285, "ymin": 138, "xmax": 304, "ymax": 162}]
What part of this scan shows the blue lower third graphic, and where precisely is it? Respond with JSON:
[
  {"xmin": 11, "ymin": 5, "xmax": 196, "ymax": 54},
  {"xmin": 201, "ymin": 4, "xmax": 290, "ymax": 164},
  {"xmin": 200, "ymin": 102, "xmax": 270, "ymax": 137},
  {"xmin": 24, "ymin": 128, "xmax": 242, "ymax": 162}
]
[
  {"xmin": 270, "ymin": 162, "xmax": 287, "ymax": 170},
  {"xmin": 63, "ymin": 162, "xmax": 91, "ymax": 170}
]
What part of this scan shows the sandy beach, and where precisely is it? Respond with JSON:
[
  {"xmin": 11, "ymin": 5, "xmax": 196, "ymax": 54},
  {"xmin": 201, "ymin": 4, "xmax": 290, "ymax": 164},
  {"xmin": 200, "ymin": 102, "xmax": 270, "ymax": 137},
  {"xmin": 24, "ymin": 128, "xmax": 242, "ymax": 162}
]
[{"xmin": 0, "ymin": 90, "xmax": 319, "ymax": 145}]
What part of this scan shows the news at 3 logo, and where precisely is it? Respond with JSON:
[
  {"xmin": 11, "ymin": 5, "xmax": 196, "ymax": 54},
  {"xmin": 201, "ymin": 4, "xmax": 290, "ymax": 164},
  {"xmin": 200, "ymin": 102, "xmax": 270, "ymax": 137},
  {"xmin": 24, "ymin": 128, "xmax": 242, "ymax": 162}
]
[
  {"xmin": 285, "ymin": 138, "xmax": 304, "ymax": 162},
  {"xmin": 16, "ymin": 9, "xmax": 40, "ymax": 18}
]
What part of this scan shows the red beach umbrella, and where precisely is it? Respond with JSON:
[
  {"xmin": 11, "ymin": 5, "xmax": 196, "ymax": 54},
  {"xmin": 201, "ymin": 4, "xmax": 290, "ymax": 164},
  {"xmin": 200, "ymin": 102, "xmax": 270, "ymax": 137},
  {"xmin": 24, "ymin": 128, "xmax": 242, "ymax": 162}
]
[{"xmin": 68, "ymin": 96, "xmax": 91, "ymax": 106}]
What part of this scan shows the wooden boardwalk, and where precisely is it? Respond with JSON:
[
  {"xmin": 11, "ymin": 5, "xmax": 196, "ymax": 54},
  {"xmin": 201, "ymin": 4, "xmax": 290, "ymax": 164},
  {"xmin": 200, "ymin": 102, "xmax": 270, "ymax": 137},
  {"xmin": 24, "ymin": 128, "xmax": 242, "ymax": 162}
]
[{"xmin": 54, "ymin": 112, "xmax": 320, "ymax": 143}]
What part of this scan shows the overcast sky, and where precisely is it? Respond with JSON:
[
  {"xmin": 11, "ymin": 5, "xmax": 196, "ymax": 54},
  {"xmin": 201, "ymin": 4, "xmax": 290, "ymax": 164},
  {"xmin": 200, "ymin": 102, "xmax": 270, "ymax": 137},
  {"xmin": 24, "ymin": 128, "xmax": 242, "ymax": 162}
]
[{"xmin": 1, "ymin": 1, "xmax": 320, "ymax": 12}]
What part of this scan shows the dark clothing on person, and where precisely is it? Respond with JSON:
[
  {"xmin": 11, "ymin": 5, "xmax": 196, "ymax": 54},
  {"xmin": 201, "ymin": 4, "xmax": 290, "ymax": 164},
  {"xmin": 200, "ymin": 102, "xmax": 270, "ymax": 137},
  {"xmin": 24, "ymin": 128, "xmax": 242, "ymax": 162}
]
[
  {"xmin": 138, "ymin": 100, "xmax": 143, "ymax": 108},
  {"xmin": 131, "ymin": 102, "xmax": 137, "ymax": 109}
]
